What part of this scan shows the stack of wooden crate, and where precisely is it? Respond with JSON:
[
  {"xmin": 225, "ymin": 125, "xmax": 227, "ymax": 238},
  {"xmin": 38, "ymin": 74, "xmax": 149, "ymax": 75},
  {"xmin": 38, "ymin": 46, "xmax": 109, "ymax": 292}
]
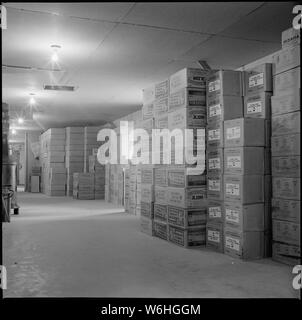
[
  {"xmin": 65, "ymin": 127, "xmax": 84, "ymax": 196},
  {"xmin": 271, "ymin": 27, "xmax": 300, "ymax": 265}
]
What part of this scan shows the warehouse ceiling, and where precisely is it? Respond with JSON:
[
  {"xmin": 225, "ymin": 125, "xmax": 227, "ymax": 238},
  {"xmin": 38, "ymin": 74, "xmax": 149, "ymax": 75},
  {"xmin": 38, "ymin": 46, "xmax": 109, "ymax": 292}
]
[{"xmin": 2, "ymin": 2, "xmax": 296, "ymax": 135}]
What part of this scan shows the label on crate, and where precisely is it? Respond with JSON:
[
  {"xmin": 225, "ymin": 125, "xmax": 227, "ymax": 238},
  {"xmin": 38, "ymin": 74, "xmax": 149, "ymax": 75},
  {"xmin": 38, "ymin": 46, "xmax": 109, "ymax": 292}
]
[
  {"xmin": 225, "ymin": 209, "xmax": 240, "ymax": 224},
  {"xmin": 227, "ymin": 156, "xmax": 241, "ymax": 168},
  {"xmin": 208, "ymin": 80, "xmax": 221, "ymax": 92},
  {"xmin": 226, "ymin": 127, "xmax": 241, "ymax": 140},
  {"xmin": 209, "ymin": 104, "xmax": 222, "ymax": 117},
  {"xmin": 209, "ymin": 206, "xmax": 222, "ymax": 218},
  {"xmin": 208, "ymin": 230, "xmax": 220, "ymax": 243},
  {"xmin": 154, "ymin": 204, "xmax": 167, "ymax": 222},
  {"xmin": 208, "ymin": 129, "xmax": 220, "ymax": 141},
  {"xmin": 247, "ymin": 100, "xmax": 262, "ymax": 114},
  {"xmin": 209, "ymin": 157, "xmax": 221, "ymax": 170},
  {"xmin": 226, "ymin": 183, "xmax": 240, "ymax": 196},
  {"xmin": 249, "ymin": 73, "xmax": 264, "ymax": 88},
  {"xmin": 225, "ymin": 235, "xmax": 240, "ymax": 252},
  {"xmin": 208, "ymin": 179, "xmax": 220, "ymax": 191}
]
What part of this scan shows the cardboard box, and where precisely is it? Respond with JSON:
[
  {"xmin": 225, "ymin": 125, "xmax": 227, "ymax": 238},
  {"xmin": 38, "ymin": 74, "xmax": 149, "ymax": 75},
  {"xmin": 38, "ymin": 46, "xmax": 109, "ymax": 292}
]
[
  {"xmin": 206, "ymin": 148, "xmax": 224, "ymax": 175},
  {"xmin": 272, "ymin": 155, "xmax": 300, "ymax": 177},
  {"xmin": 168, "ymin": 106, "xmax": 206, "ymax": 130},
  {"xmin": 153, "ymin": 220, "xmax": 168, "ymax": 240},
  {"xmin": 244, "ymin": 63, "xmax": 273, "ymax": 94},
  {"xmin": 272, "ymin": 241, "xmax": 300, "ymax": 265},
  {"xmin": 207, "ymin": 200, "xmax": 224, "ymax": 224},
  {"xmin": 154, "ymin": 167, "xmax": 168, "ymax": 186},
  {"xmin": 167, "ymin": 187, "xmax": 207, "ymax": 208},
  {"xmin": 271, "ymin": 90, "xmax": 300, "ymax": 116},
  {"xmin": 281, "ymin": 27, "xmax": 300, "ymax": 49},
  {"xmin": 140, "ymin": 201, "xmax": 154, "ymax": 219},
  {"xmin": 207, "ymin": 95, "xmax": 243, "ymax": 124},
  {"xmin": 224, "ymin": 147, "xmax": 264, "ymax": 175},
  {"xmin": 154, "ymin": 113, "xmax": 168, "ymax": 130},
  {"xmin": 140, "ymin": 216, "xmax": 154, "ymax": 236},
  {"xmin": 272, "ymin": 45, "xmax": 300, "ymax": 75},
  {"xmin": 271, "ymin": 133, "xmax": 300, "ymax": 156},
  {"xmin": 141, "ymin": 165, "xmax": 155, "ymax": 184},
  {"xmin": 272, "ymin": 177, "xmax": 300, "ymax": 200},
  {"xmin": 168, "ymin": 88, "xmax": 206, "ymax": 112},
  {"xmin": 142, "ymin": 85, "xmax": 155, "ymax": 103},
  {"xmin": 224, "ymin": 118, "xmax": 265, "ymax": 147},
  {"xmin": 155, "ymin": 79, "xmax": 169, "ymax": 99},
  {"xmin": 207, "ymin": 70, "xmax": 243, "ymax": 99},
  {"xmin": 140, "ymin": 184, "xmax": 154, "ymax": 202},
  {"xmin": 207, "ymin": 174, "xmax": 223, "ymax": 200},
  {"xmin": 154, "ymin": 97, "xmax": 169, "ymax": 118},
  {"xmin": 169, "ymin": 68, "xmax": 207, "ymax": 94},
  {"xmin": 206, "ymin": 222, "xmax": 224, "ymax": 252},
  {"xmin": 142, "ymin": 102, "xmax": 154, "ymax": 120},
  {"xmin": 273, "ymin": 67, "xmax": 300, "ymax": 96},
  {"xmin": 154, "ymin": 186, "xmax": 168, "ymax": 205},
  {"xmin": 272, "ymin": 198, "xmax": 300, "ymax": 223},
  {"xmin": 224, "ymin": 227, "xmax": 264, "ymax": 259},
  {"xmin": 168, "ymin": 206, "xmax": 207, "ymax": 228},
  {"xmin": 272, "ymin": 111, "xmax": 300, "ymax": 137},
  {"xmin": 207, "ymin": 122, "xmax": 224, "ymax": 149},
  {"xmin": 273, "ymin": 219, "xmax": 300, "ymax": 246},
  {"xmin": 154, "ymin": 204, "xmax": 168, "ymax": 223},
  {"xmin": 224, "ymin": 202, "xmax": 264, "ymax": 231},
  {"xmin": 224, "ymin": 174, "xmax": 264, "ymax": 204},
  {"xmin": 169, "ymin": 224, "xmax": 206, "ymax": 247},
  {"xmin": 244, "ymin": 92, "xmax": 272, "ymax": 119},
  {"xmin": 167, "ymin": 166, "xmax": 206, "ymax": 188}
]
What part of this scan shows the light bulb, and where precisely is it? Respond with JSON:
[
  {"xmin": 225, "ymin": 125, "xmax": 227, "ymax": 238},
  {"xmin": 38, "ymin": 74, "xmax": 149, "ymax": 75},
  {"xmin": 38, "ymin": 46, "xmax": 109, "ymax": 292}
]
[
  {"xmin": 11, "ymin": 128, "xmax": 17, "ymax": 135},
  {"xmin": 18, "ymin": 117, "xmax": 24, "ymax": 124},
  {"xmin": 29, "ymin": 97, "xmax": 35, "ymax": 105},
  {"xmin": 52, "ymin": 51, "xmax": 59, "ymax": 62}
]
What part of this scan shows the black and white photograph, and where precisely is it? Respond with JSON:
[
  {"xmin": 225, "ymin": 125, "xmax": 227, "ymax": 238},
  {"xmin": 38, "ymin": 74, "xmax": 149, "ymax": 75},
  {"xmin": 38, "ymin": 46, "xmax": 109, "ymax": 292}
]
[{"xmin": 1, "ymin": 1, "xmax": 301, "ymax": 316}]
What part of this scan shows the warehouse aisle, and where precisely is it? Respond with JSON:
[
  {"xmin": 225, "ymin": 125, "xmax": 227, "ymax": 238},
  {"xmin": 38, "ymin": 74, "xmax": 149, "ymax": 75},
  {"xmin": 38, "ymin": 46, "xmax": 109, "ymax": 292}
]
[{"xmin": 3, "ymin": 192, "xmax": 298, "ymax": 298}]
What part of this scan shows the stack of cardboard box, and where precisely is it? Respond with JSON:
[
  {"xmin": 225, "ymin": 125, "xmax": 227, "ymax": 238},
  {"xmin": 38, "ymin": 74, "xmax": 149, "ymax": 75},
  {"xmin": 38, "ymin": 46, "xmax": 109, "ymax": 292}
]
[
  {"xmin": 73, "ymin": 172, "xmax": 95, "ymax": 200},
  {"xmin": 84, "ymin": 126, "xmax": 102, "ymax": 173},
  {"xmin": 271, "ymin": 27, "xmax": 300, "ymax": 265},
  {"xmin": 65, "ymin": 127, "xmax": 84, "ymax": 196},
  {"xmin": 140, "ymin": 165, "xmax": 156, "ymax": 237},
  {"xmin": 220, "ymin": 62, "xmax": 272, "ymax": 259},
  {"xmin": 206, "ymin": 70, "xmax": 243, "ymax": 253},
  {"xmin": 89, "ymin": 155, "xmax": 105, "ymax": 199},
  {"xmin": 40, "ymin": 128, "xmax": 66, "ymax": 196},
  {"xmin": 166, "ymin": 68, "xmax": 208, "ymax": 247}
]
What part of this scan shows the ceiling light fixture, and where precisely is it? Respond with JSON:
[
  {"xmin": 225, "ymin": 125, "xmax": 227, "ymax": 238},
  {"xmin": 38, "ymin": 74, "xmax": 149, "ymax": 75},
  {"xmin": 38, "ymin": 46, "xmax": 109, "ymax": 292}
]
[
  {"xmin": 18, "ymin": 117, "xmax": 24, "ymax": 124},
  {"xmin": 29, "ymin": 93, "xmax": 36, "ymax": 105},
  {"xmin": 51, "ymin": 44, "xmax": 61, "ymax": 62},
  {"xmin": 11, "ymin": 128, "xmax": 17, "ymax": 135}
]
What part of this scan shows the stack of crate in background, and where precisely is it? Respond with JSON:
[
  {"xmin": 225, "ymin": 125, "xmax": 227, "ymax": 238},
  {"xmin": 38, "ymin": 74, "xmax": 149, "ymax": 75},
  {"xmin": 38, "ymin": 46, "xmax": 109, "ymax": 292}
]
[
  {"xmin": 140, "ymin": 165, "xmax": 156, "ymax": 237},
  {"xmin": 206, "ymin": 70, "xmax": 243, "ymax": 253},
  {"xmin": 40, "ymin": 128, "xmax": 66, "ymax": 196},
  {"xmin": 89, "ymin": 154, "xmax": 105, "ymax": 199},
  {"xmin": 166, "ymin": 68, "xmax": 208, "ymax": 247},
  {"xmin": 140, "ymin": 85, "xmax": 155, "ymax": 232},
  {"xmin": 221, "ymin": 64, "xmax": 272, "ymax": 259},
  {"xmin": 84, "ymin": 126, "xmax": 102, "ymax": 173},
  {"xmin": 73, "ymin": 172, "xmax": 95, "ymax": 200},
  {"xmin": 271, "ymin": 27, "xmax": 300, "ymax": 265},
  {"xmin": 65, "ymin": 127, "xmax": 84, "ymax": 196}
]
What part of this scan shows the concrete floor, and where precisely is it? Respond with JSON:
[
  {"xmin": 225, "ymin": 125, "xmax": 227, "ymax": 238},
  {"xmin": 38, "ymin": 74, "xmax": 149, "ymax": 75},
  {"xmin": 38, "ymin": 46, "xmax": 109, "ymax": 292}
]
[{"xmin": 3, "ymin": 192, "xmax": 299, "ymax": 298}]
